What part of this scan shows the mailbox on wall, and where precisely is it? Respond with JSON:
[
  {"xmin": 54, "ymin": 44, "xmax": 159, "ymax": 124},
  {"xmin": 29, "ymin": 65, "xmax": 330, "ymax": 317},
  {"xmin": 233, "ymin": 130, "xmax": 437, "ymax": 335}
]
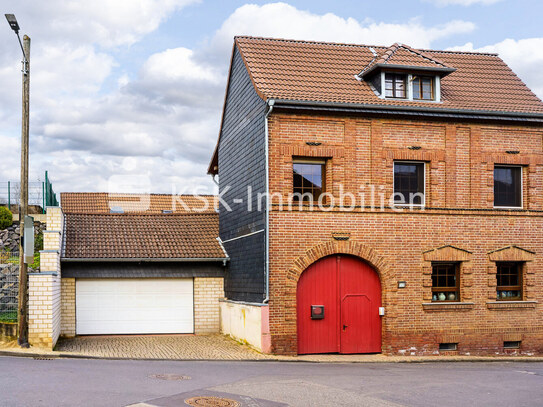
[{"xmin": 311, "ymin": 305, "xmax": 325, "ymax": 320}]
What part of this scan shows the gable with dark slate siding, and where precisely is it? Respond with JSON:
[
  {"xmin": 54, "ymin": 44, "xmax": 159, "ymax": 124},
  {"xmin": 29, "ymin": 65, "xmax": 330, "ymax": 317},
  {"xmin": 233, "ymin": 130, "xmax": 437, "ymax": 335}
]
[{"xmin": 217, "ymin": 45, "xmax": 268, "ymax": 302}]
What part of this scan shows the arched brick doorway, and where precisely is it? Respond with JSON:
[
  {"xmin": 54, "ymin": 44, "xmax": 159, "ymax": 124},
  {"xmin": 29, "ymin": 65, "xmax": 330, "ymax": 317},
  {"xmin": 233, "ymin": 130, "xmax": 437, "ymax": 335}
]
[{"xmin": 297, "ymin": 254, "xmax": 382, "ymax": 354}]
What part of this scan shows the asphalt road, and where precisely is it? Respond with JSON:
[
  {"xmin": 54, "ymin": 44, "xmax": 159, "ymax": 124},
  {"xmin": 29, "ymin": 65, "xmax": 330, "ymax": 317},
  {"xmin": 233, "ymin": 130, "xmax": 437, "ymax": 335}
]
[{"xmin": 0, "ymin": 356, "xmax": 542, "ymax": 407}]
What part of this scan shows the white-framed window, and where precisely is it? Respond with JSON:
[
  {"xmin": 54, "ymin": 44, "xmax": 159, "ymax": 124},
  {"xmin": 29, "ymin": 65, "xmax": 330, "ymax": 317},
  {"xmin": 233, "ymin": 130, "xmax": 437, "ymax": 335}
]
[
  {"xmin": 412, "ymin": 75, "xmax": 435, "ymax": 100},
  {"xmin": 393, "ymin": 161, "xmax": 425, "ymax": 206},
  {"xmin": 384, "ymin": 73, "xmax": 407, "ymax": 99},
  {"xmin": 381, "ymin": 72, "xmax": 441, "ymax": 102},
  {"xmin": 494, "ymin": 165, "xmax": 523, "ymax": 208}
]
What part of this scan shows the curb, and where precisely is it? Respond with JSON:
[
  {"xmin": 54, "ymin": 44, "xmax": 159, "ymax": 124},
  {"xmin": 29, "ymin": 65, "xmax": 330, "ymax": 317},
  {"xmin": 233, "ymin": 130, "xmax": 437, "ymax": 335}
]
[{"xmin": 1, "ymin": 349, "xmax": 543, "ymax": 363}]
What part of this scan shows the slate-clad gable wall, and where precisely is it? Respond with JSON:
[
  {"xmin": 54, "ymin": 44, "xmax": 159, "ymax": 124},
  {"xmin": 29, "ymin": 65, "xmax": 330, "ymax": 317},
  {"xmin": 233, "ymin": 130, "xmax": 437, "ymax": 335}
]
[{"xmin": 218, "ymin": 46, "xmax": 267, "ymax": 302}]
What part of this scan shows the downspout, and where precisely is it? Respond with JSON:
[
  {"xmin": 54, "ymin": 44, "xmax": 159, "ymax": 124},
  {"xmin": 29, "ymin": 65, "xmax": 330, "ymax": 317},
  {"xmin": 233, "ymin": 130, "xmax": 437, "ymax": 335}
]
[{"xmin": 263, "ymin": 99, "xmax": 275, "ymax": 304}]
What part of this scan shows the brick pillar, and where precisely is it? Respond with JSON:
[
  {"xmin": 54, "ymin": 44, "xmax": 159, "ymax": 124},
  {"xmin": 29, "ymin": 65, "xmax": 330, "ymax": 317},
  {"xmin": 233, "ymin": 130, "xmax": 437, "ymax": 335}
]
[
  {"xmin": 28, "ymin": 207, "xmax": 63, "ymax": 349},
  {"xmin": 193, "ymin": 277, "xmax": 224, "ymax": 334}
]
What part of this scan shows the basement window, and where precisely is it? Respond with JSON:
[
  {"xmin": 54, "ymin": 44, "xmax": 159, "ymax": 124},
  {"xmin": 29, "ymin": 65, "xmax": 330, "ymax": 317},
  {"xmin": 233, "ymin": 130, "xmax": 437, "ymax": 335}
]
[
  {"xmin": 439, "ymin": 343, "xmax": 458, "ymax": 351},
  {"xmin": 504, "ymin": 341, "xmax": 521, "ymax": 349}
]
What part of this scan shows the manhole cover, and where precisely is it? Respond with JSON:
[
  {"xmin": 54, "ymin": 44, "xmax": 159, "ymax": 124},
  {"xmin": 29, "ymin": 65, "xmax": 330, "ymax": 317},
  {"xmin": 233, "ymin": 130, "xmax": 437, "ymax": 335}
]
[
  {"xmin": 184, "ymin": 396, "xmax": 240, "ymax": 407},
  {"xmin": 149, "ymin": 374, "xmax": 191, "ymax": 381}
]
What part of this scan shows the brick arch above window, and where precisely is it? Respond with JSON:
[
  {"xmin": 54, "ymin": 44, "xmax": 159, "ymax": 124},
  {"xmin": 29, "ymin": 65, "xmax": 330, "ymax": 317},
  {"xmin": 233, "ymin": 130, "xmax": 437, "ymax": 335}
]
[
  {"xmin": 488, "ymin": 245, "xmax": 535, "ymax": 262},
  {"xmin": 422, "ymin": 245, "xmax": 472, "ymax": 262}
]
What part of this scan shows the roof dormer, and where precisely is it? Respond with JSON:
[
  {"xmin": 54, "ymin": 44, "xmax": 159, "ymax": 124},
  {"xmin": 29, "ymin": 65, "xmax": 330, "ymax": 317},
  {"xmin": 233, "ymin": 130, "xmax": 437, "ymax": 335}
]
[{"xmin": 358, "ymin": 43, "xmax": 456, "ymax": 103}]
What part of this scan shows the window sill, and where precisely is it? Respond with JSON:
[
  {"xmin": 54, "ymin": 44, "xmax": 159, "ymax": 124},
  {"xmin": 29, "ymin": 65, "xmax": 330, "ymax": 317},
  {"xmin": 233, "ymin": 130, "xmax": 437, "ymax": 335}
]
[
  {"xmin": 487, "ymin": 301, "xmax": 537, "ymax": 310},
  {"xmin": 422, "ymin": 302, "xmax": 474, "ymax": 312}
]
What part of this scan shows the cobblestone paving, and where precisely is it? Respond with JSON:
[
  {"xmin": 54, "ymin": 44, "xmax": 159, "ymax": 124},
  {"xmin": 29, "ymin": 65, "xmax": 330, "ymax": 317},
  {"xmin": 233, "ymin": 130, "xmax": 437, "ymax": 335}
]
[{"xmin": 55, "ymin": 334, "xmax": 273, "ymax": 360}]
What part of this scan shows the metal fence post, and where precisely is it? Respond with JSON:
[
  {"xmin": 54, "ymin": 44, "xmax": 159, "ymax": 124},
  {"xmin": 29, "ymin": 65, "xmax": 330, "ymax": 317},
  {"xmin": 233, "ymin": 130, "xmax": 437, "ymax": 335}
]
[{"xmin": 7, "ymin": 181, "xmax": 10, "ymax": 210}]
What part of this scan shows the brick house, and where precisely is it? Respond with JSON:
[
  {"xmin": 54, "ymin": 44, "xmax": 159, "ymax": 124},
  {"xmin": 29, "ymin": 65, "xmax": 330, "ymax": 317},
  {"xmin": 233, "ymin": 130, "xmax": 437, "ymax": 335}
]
[
  {"xmin": 27, "ymin": 193, "xmax": 227, "ymax": 348},
  {"xmin": 209, "ymin": 37, "xmax": 543, "ymax": 356}
]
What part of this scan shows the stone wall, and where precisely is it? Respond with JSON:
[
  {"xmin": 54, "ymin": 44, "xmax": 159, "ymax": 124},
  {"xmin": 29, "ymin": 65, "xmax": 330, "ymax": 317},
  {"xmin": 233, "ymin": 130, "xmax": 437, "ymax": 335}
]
[{"xmin": 0, "ymin": 221, "xmax": 46, "ymax": 254}]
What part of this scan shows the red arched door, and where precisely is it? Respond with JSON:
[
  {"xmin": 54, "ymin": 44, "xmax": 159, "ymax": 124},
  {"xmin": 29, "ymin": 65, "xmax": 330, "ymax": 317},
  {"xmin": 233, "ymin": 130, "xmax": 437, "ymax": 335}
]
[{"xmin": 297, "ymin": 255, "xmax": 382, "ymax": 354}]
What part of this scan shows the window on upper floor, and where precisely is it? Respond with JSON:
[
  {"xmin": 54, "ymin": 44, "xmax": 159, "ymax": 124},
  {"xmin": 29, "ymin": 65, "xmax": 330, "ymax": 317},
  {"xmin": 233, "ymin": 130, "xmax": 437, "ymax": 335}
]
[
  {"xmin": 496, "ymin": 262, "xmax": 522, "ymax": 301},
  {"xmin": 412, "ymin": 76, "xmax": 435, "ymax": 100},
  {"xmin": 432, "ymin": 263, "xmax": 459, "ymax": 302},
  {"xmin": 393, "ymin": 161, "xmax": 425, "ymax": 206},
  {"xmin": 293, "ymin": 160, "xmax": 325, "ymax": 201},
  {"xmin": 494, "ymin": 166, "xmax": 522, "ymax": 208},
  {"xmin": 384, "ymin": 73, "xmax": 407, "ymax": 99}
]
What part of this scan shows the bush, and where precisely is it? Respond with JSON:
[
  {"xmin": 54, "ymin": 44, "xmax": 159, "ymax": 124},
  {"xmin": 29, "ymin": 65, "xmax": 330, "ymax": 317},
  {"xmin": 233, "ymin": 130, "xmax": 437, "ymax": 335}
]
[
  {"xmin": 30, "ymin": 252, "xmax": 40, "ymax": 270},
  {"xmin": 34, "ymin": 231, "xmax": 43, "ymax": 252},
  {"xmin": 0, "ymin": 206, "xmax": 13, "ymax": 229}
]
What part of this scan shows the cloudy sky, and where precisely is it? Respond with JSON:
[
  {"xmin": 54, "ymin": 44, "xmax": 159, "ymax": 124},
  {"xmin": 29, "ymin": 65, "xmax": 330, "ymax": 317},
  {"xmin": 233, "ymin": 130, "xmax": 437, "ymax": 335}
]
[{"xmin": 1, "ymin": 0, "xmax": 542, "ymax": 196}]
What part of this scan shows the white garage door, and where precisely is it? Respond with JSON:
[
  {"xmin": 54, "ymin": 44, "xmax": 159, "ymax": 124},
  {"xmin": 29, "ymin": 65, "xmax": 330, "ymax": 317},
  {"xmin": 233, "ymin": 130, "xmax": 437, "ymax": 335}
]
[{"xmin": 76, "ymin": 278, "xmax": 193, "ymax": 335}]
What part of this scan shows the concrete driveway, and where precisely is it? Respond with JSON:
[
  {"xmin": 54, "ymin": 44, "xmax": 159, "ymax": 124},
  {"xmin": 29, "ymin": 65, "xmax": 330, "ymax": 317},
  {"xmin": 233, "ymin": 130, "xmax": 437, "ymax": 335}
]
[{"xmin": 55, "ymin": 334, "xmax": 271, "ymax": 360}]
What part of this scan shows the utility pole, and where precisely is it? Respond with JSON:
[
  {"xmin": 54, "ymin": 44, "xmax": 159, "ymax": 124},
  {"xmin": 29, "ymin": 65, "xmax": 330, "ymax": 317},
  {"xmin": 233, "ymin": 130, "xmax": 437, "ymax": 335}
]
[
  {"xmin": 5, "ymin": 14, "xmax": 30, "ymax": 348},
  {"xmin": 17, "ymin": 34, "xmax": 30, "ymax": 348}
]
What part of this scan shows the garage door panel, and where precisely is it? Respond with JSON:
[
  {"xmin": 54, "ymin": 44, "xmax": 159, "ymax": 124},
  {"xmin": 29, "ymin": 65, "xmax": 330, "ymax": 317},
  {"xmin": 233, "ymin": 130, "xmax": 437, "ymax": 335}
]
[{"xmin": 76, "ymin": 278, "xmax": 194, "ymax": 335}]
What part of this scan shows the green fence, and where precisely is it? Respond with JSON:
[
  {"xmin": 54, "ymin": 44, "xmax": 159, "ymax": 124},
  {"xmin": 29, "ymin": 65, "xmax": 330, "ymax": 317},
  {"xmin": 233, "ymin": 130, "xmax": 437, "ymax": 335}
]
[{"xmin": 0, "ymin": 171, "xmax": 58, "ymax": 214}]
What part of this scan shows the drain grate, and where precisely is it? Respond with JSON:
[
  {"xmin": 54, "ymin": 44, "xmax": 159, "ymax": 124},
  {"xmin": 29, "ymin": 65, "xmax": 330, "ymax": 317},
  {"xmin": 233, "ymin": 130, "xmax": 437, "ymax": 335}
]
[
  {"xmin": 184, "ymin": 396, "xmax": 240, "ymax": 407},
  {"xmin": 149, "ymin": 374, "xmax": 191, "ymax": 381},
  {"xmin": 33, "ymin": 356, "xmax": 55, "ymax": 360}
]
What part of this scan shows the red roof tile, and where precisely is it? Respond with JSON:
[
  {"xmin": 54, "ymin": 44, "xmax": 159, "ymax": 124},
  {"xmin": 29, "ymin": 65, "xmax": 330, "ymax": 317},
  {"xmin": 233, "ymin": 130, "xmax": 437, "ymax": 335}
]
[
  {"xmin": 63, "ymin": 213, "xmax": 226, "ymax": 260},
  {"xmin": 61, "ymin": 193, "xmax": 218, "ymax": 214},
  {"xmin": 234, "ymin": 36, "xmax": 543, "ymax": 114}
]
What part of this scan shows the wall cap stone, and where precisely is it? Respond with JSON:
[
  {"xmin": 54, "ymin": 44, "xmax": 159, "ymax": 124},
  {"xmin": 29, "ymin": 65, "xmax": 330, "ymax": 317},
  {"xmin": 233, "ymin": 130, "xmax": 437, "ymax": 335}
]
[
  {"xmin": 28, "ymin": 272, "xmax": 58, "ymax": 276},
  {"xmin": 219, "ymin": 298, "xmax": 267, "ymax": 307}
]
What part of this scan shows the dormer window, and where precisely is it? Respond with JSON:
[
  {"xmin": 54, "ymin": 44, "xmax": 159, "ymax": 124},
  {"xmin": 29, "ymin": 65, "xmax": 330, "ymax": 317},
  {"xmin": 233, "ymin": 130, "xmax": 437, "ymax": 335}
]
[
  {"xmin": 413, "ymin": 76, "xmax": 435, "ymax": 100},
  {"xmin": 359, "ymin": 43, "xmax": 455, "ymax": 104},
  {"xmin": 384, "ymin": 74, "xmax": 407, "ymax": 99}
]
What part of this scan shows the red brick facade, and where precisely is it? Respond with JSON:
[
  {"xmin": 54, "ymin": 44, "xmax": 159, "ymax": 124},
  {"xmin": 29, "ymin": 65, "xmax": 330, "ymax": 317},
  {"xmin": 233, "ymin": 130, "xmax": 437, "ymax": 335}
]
[{"xmin": 267, "ymin": 112, "xmax": 543, "ymax": 356}]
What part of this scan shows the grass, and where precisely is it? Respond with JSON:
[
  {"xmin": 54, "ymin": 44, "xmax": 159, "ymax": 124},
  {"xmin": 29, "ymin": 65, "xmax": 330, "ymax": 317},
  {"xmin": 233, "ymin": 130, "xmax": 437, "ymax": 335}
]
[{"xmin": 0, "ymin": 310, "xmax": 17, "ymax": 323}]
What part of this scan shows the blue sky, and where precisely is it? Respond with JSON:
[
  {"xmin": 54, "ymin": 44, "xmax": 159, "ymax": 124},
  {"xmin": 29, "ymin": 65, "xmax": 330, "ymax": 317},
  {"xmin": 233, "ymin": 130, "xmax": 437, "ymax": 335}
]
[{"xmin": 0, "ymin": 0, "xmax": 542, "ymax": 196}]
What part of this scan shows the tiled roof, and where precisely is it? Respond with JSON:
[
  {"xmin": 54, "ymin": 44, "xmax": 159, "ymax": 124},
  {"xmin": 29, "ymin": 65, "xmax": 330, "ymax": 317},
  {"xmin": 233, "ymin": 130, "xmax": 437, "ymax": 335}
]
[
  {"xmin": 61, "ymin": 192, "xmax": 218, "ymax": 214},
  {"xmin": 371, "ymin": 43, "xmax": 451, "ymax": 70},
  {"xmin": 62, "ymin": 213, "xmax": 227, "ymax": 260},
  {"xmin": 234, "ymin": 36, "xmax": 543, "ymax": 114}
]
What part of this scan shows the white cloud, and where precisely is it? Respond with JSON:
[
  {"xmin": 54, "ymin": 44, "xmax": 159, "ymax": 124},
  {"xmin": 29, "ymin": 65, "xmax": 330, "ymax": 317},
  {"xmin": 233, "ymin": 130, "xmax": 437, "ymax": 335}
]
[
  {"xmin": 425, "ymin": 0, "xmax": 503, "ymax": 6},
  {"xmin": 8, "ymin": 0, "xmax": 200, "ymax": 48},
  {"xmin": 0, "ymin": 2, "xmax": 479, "ymax": 195},
  {"xmin": 448, "ymin": 38, "xmax": 543, "ymax": 99},
  {"xmin": 207, "ymin": 2, "xmax": 475, "ymax": 61}
]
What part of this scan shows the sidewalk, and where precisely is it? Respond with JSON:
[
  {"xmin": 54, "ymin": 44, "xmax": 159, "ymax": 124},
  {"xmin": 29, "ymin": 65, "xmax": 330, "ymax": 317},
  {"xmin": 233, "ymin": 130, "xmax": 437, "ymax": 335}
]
[{"xmin": 2, "ymin": 335, "xmax": 543, "ymax": 363}]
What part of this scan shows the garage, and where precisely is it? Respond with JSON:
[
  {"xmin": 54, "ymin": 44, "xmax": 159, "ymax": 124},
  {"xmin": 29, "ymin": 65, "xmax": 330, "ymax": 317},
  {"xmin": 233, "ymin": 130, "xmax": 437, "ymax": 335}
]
[
  {"xmin": 58, "ymin": 193, "xmax": 229, "ymax": 339},
  {"xmin": 76, "ymin": 278, "xmax": 194, "ymax": 335}
]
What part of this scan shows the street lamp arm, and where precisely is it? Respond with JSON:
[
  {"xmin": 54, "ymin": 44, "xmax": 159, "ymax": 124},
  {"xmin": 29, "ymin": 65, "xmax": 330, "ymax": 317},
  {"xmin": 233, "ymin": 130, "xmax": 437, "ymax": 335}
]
[{"xmin": 15, "ymin": 32, "xmax": 28, "ymax": 62}]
